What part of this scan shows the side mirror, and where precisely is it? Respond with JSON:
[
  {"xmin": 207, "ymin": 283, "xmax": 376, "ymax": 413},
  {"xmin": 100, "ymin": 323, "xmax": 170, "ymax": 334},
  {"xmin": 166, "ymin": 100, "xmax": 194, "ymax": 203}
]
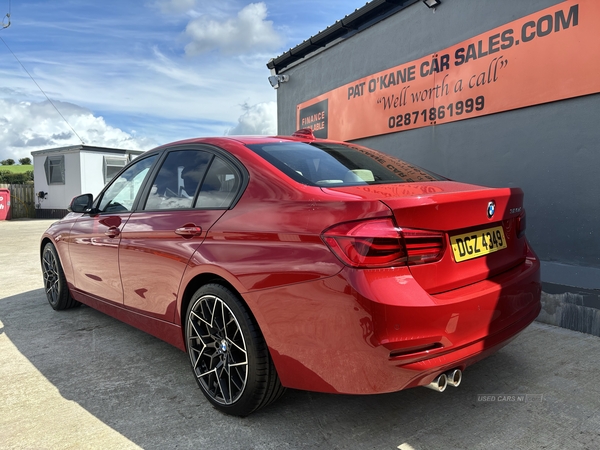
[{"xmin": 68, "ymin": 194, "xmax": 94, "ymax": 213}]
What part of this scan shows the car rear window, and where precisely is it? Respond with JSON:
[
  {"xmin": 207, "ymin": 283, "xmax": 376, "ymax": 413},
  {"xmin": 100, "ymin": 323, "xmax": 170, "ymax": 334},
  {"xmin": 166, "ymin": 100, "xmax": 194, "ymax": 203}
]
[{"xmin": 246, "ymin": 141, "xmax": 445, "ymax": 186}]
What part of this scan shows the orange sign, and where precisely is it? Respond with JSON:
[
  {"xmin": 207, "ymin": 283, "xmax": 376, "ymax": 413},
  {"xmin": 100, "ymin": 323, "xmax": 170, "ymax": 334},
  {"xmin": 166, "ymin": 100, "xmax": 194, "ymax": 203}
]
[{"xmin": 297, "ymin": 1, "xmax": 597, "ymax": 141}]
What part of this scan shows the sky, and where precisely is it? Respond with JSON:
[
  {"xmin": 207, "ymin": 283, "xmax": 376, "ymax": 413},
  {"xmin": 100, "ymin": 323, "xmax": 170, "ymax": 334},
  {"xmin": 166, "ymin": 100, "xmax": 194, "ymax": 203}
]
[{"xmin": 0, "ymin": 0, "xmax": 368, "ymax": 162}]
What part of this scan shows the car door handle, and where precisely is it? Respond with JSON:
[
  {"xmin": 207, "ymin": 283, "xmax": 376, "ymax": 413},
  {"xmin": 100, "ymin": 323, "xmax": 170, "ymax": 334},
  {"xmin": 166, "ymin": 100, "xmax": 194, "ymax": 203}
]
[
  {"xmin": 105, "ymin": 226, "xmax": 120, "ymax": 238},
  {"xmin": 175, "ymin": 225, "xmax": 203, "ymax": 237}
]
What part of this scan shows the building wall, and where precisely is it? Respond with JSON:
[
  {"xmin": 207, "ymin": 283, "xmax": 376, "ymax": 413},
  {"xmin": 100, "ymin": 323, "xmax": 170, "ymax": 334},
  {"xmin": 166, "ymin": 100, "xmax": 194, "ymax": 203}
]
[
  {"xmin": 80, "ymin": 151, "xmax": 108, "ymax": 197},
  {"xmin": 275, "ymin": 0, "xmax": 600, "ymax": 334},
  {"xmin": 33, "ymin": 151, "xmax": 82, "ymax": 210}
]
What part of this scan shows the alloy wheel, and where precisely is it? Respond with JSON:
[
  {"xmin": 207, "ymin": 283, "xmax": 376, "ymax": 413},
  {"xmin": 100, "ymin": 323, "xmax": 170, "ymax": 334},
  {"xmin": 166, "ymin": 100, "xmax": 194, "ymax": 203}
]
[
  {"xmin": 187, "ymin": 294, "xmax": 249, "ymax": 405},
  {"xmin": 42, "ymin": 247, "xmax": 60, "ymax": 305}
]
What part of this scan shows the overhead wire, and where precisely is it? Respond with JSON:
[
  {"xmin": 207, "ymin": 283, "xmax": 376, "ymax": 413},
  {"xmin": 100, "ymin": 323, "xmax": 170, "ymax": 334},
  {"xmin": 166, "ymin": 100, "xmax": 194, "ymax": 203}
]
[
  {"xmin": 0, "ymin": 0, "xmax": 86, "ymax": 145},
  {"xmin": 1, "ymin": 0, "xmax": 9, "ymax": 28}
]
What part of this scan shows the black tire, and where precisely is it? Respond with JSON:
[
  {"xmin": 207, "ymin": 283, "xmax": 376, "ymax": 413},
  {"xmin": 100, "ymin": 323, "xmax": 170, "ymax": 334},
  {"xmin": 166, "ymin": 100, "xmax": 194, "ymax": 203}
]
[
  {"xmin": 41, "ymin": 242, "xmax": 79, "ymax": 310},
  {"xmin": 185, "ymin": 283, "xmax": 286, "ymax": 416}
]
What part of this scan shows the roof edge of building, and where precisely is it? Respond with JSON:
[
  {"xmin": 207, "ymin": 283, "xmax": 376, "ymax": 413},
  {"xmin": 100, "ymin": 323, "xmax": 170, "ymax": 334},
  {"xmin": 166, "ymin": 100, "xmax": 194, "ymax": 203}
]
[
  {"xmin": 267, "ymin": 0, "xmax": 419, "ymax": 73},
  {"xmin": 31, "ymin": 145, "xmax": 145, "ymax": 156}
]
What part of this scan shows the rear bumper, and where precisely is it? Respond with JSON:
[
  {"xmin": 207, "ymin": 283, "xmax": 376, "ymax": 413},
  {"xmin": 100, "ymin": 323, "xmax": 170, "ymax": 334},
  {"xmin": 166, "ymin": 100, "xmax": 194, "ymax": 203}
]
[
  {"xmin": 391, "ymin": 296, "xmax": 540, "ymax": 390},
  {"xmin": 245, "ymin": 251, "xmax": 541, "ymax": 394}
]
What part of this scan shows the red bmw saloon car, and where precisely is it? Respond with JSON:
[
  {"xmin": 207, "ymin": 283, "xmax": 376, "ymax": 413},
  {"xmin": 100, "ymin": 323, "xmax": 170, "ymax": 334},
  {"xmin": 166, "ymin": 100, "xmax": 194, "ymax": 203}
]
[{"xmin": 41, "ymin": 130, "xmax": 541, "ymax": 416}]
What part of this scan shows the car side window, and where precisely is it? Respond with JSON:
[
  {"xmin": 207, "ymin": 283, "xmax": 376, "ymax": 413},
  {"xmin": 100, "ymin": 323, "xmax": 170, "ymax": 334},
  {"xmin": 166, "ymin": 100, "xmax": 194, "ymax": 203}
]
[
  {"xmin": 98, "ymin": 155, "xmax": 158, "ymax": 213},
  {"xmin": 144, "ymin": 150, "xmax": 212, "ymax": 210},
  {"xmin": 195, "ymin": 156, "xmax": 241, "ymax": 209}
]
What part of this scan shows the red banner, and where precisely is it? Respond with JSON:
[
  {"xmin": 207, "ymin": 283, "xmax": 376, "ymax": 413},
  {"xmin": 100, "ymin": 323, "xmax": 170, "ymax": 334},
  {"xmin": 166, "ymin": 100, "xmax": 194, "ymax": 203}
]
[{"xmin": 297, "ymin": 1, "xmax": 598, "ymax": 141}]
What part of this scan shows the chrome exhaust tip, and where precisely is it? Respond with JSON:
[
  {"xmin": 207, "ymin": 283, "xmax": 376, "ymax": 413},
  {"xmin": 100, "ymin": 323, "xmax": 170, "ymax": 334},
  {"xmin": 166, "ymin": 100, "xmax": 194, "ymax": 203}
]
[
  {"xmin": 425, "ymin": 373, "xmax": 448, "ymax": 392},
  {"xmin": 446, "ymin": 369, "xmax": 462, "ymax": 387}
]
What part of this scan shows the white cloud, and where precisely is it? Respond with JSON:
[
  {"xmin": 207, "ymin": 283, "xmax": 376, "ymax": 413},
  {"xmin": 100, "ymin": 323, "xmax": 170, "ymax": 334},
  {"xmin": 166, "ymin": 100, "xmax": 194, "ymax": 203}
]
[
  {"xmin": 0, "ymin": 47, "xmax": 275, "ymax": 141},
  {"xmin": 0, "ymin": 1, "xmax": 280, "ymax": 161},
  {"xmin": 154, "ymin": 0, "xmax": 197, "ymax": 14},
  {"xmin": 0, "ymin": 99, "xmax": 157, "ymax": 161},
  {"xmin": 184, "ymin": 3, "xmax": 282, "ymax": 55},
  {"xmin": 226, "ymin": 101, "xmax": 277, "ymax": 135}
]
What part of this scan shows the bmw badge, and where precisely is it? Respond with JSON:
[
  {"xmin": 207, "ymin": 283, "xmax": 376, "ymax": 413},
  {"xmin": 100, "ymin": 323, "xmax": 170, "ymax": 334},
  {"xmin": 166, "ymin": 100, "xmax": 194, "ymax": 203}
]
[{"xmin": 487, "ymin": 201, "xmax": 496, "ymax": 219}]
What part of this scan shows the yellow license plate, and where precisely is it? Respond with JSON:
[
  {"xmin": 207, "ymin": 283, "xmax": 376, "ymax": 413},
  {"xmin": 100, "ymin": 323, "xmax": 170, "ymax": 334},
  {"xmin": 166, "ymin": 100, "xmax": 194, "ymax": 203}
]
[{"xmin": 450, "ymin": 226, "xmax": 507, "ymax": 262}]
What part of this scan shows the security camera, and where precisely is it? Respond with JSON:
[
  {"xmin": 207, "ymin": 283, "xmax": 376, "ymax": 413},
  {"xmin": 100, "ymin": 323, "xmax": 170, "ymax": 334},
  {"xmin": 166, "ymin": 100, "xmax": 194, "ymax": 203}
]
[{"xmin": 268, "ymin": 74, "xmax": 289, "ymax": 89}]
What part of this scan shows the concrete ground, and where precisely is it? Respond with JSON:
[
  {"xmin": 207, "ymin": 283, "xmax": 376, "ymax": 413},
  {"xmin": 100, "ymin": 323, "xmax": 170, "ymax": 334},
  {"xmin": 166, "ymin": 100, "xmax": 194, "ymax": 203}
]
[{"xmin": 1, "ymin": 219, "xmax": 599, "ymax": 450}]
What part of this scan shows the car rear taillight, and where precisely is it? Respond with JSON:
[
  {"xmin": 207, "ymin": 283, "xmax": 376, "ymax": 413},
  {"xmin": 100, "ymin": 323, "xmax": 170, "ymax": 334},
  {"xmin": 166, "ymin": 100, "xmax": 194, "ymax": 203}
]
[
  {"xmin": 516, "ymin": 211, "xmax": 526, "ymax": 238},
  {"xmin": 402, "ymin": 228, "xmax": 446, "ymax": 264},
  {"xmin": 322, "ymin": 218, "xmax": 445, "ymax": 268}
]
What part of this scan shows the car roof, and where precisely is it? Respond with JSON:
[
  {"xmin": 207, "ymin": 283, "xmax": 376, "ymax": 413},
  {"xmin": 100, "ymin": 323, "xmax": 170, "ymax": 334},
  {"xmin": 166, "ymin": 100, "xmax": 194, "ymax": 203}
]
[{"xmin": 153, "ymin": 134, "xmax": 317, "ymax": 150}]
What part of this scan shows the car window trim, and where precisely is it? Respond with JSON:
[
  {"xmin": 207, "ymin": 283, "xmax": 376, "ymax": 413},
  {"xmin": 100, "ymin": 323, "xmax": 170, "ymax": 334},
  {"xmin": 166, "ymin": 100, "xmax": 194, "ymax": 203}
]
[
  {"xmin": 134, "ymin": 144, "xmax": 249, "ymax": 213},
  {"xmin": 92, "ymin": 152, "xmax": 161, "ymax": 216},
  {"xmin": 138, "ymin": 149, "xmax": 215, "ymax": 212}
]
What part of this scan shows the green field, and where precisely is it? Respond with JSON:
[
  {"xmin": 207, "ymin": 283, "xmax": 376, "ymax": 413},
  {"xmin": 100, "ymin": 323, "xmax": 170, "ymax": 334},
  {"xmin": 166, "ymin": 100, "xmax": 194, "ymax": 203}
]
[{"xmin": 0, "ymin": 164, "xmax": 33, "ymax": 173}]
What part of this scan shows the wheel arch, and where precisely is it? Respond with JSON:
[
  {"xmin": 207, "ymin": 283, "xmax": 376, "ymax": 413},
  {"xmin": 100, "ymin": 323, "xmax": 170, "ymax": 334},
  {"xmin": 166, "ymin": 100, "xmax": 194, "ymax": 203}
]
[
  {"xmin": 40, "ymin": 236, "xmax": 54, "ymax": 259},
  {"xmin": 40, "ymin": 235, "xmax": 71, "ymax": 282},
  {"xmin": 179, "ymin": 272, "xmax": 263, "ymax": 350},
  {"xmin": 40, "ymin": 235, "xmax": 79, "ymax": 310}
]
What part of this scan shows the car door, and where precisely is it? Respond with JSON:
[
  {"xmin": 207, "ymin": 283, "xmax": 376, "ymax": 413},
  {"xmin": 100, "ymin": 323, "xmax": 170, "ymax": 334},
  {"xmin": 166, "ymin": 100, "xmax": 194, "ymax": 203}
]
[
  {"xmin": 119, "ymin": 148, "xmax": 244, "ymax": 321},
  {"xmin": 68, "ymin": 154, "xmax": 159, "ymax": 304}
]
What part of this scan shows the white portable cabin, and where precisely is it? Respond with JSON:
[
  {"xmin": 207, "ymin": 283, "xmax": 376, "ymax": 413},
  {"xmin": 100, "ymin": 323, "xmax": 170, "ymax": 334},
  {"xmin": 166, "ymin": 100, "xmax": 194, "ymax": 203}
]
[{"xmin": 31, "ymin": 145, "xmax": 145, "ymax": 218}]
